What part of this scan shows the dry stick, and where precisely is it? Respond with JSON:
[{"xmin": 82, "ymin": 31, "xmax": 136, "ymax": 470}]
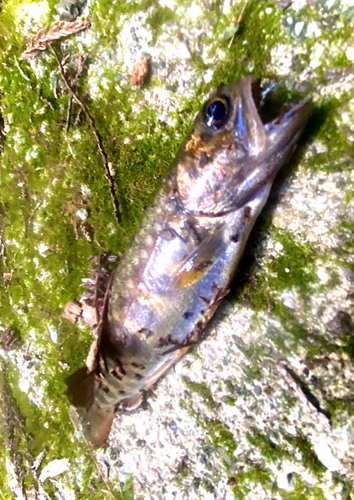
[
  {"xmin": 50, "ymin": 46, "xmax": 122, "ymax": 224},
  {"xmin": 66, "ymin": 56, "xmax": 88, "ymax": 133},
  {"xmin": 228, "ymin": 0, "xmax": 252, "ymax": 49},
  {"xmin": 74, "ymin": 108, "xmax": 83, "ymax": 126},
  {"xmin": 65, "ymin": 93, "xmax": 73, "ymax": 133},
  {"xmin": 39, "ymin": 95, "xmax": 55, "ymax": 110},
  {"xmin": 93, "ymin": 456, "xmax": 122, "ymax": 500}
]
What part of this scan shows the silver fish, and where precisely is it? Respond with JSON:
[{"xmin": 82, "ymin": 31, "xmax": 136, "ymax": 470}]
[{"xmin": 66, "ymin": 75, "xmax": 312, "ymax": 447}]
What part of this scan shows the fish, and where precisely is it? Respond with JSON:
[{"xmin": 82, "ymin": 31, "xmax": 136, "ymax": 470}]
[{"xmin": 66, "ymin": 75, "xmax": 312, "ymax": 447}]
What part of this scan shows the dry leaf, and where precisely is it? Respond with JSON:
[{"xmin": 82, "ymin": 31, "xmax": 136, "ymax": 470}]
[
  {"xmin": 62, "ymin": 301, "xmax": 82, "ymax": 324},
  {"xmin": 131, "ymin": 58, "xmax": 150, "ymax": 86},
  {"xmin": 20, "ymin": 20, "xmax": 90, "ymax": 60}
]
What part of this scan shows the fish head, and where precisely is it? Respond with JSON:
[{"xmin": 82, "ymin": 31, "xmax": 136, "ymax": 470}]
[{"xmin": 175, "ymin": 75, "xmax": 312, "ymax": 215}]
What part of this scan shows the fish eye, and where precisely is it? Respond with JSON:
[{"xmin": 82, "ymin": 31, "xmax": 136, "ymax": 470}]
[{"xmin": 203, "ymin": 96, "xmax": 230, "ymax": 130}]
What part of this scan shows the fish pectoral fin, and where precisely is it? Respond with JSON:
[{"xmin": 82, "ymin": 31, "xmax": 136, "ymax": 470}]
[
  {"xmin": 174, "ymin": 226, "xmax": 225, "ymax": 290},
  {"xmin": 65, "ymin": 366, "xmax": 96, "ymax": 410}
]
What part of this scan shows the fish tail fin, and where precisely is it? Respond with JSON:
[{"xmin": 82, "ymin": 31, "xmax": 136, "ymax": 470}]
[
  {"xmin": 66, "ymin": 365, "xmax": 115, "ymax": 447},
  {"xmin": 81, "ymin": 404, "xmax": 115, "ymax": 448}
]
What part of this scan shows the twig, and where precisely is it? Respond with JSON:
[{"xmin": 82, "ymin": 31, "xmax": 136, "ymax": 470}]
[
  {"xmin": 276, "ymin": 362, "xmax": 331, "ymax": 426},
  {"xmin": 65, "ymin": 94, "xmax": 73, "ymax": 133},
  {"xmin": 228, "ymin": 0, "xmax": 251, "ymax": 49},
  {"xmin": 15, "ymin": 59, "xmax": 31, "ymax": 81},
  {"xmin": 74, "ymin": 108, "xmax": 83, "ymax": 126},
  {"xmin": 50, "ymin": 46, "xmax": 122, "ymax": 224},
  {"xmin": 39, "ymin": 95, "xmax": 55, "ymax": 110},
  {"xmin": 66, "ymin": 56, "xmax": 87, "ymax": 133},
  {"xmin": 94, "ymin": 456, "xmax": 122, "ymax": 499}
]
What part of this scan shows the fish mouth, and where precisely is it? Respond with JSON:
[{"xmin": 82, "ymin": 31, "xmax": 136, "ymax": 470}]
[
  {"xmin": 236, "ymin": 75, "xmax": 313, "ymax": 161},
  {"xmin": 226, "ymin": 76, "xmax": 312, "ymax": 209}
]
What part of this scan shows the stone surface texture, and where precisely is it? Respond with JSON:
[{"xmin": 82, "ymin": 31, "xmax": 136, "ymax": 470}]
[{"xmin": 1, "ymin": 0, "xmax": 354, "ymax": 499}]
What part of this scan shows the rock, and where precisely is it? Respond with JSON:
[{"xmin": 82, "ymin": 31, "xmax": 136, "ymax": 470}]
[
  {"xmin": 313, "ymin": 441, "xmax": 341, "ymax": 472},
  {"xmin": 327, "ymin": 311, "xmax": 354, "ymax": 336},
  {"xmin": 39, "ymin": 458, "xmax": 70, "ymax": 482},
  {"xmin": 55, "ymin": 0, "xmax": 87, "ymax": 21},
  {"xmin": 3, "ymin": 0, "xmax": 354, "ymax": 498}
]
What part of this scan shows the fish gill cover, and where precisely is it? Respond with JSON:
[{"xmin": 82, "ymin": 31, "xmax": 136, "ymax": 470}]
[{"xmin": 0, "ymin": 0, "xmax": 354, "ymax": 499}]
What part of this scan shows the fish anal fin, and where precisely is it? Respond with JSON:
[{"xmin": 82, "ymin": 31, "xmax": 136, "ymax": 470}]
[
  {"xmin": 65, "ymin": 366, "xmax": 95, "ymax": 410},
  {"xmin": 120, "ymin": 393, "xmax": 143, "ymax": 411}
]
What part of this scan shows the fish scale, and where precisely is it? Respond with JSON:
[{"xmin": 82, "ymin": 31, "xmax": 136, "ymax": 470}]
[{"xmin": 66, "ymin": 75, "xmax": 312, "ymax": 447}]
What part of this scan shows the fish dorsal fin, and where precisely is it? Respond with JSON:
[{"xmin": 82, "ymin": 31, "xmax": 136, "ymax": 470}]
[{"xmin": 95, "ymin": 272, "xmax": 114, "ymax": 337}]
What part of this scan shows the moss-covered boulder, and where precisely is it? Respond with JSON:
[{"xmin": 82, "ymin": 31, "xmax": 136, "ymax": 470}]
[{"xmin": 1, "ymin": 0, "xmax": 354, "ymax": 498}]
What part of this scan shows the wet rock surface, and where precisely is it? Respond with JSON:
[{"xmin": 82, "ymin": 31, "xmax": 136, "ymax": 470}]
[
  {"xmin": 1, "ymin": 0, "xmax": 354, "ymax": 498},
  {"xmin": 93, "ymin": 2, "xmax": 354, "ymax": 498}
]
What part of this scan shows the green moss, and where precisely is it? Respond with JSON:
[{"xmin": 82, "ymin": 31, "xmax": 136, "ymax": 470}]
[
  {"xmin": 222, "ymin": 395, "xmax": 236, "ymax": 406},
  {"xmin": 230, "ymin": 465, "xmax": 273, "ymax": 499},
  {"xmin": 279, "ymin": 475, "xmax": 326, "ymax": 500},
  {"xmin": 1, "ymin": 359, "xmax": 129, "ymax": 499},
  {"xmin": 201, "ymin": 479, "xmax": 215, "ymax": 493},
  {"xmin": 205, "ymin": 419, "xmax": 237, "ymax": 462},
  {"xmin": 182, "ymin": 377, "xmax": 216, "ymax": 410},
  {"xmin": 283, "ymin": 434, "xmax": 326, "ymax": 477},
  {"xmin": 211, "ymin": 1, "xmax": 282, "ymax": 86},
  {"xmin": 179, "ymin": 462, "xmax": 192, "ymax": 479},
  {"xmin": 90, "ymin": 0, "xmax": 156, "ymax": 52},
  {"xmin": 1, "ymin": 0, "xmax": 353, "ymax": 497},
  {"xmin": 326, "ymin": 397, "xmax": 354, "ymax": 426},
  {"xmin": 283, "ymin": 0, "xmax": 354, "ymax": 52},
  {"xmin": 0, "ymin": 366, "xmax": 26, "ymax": 499},
  {"xmin": 184, "ymin": 399, "xmax": 238, "ymax": 468},
  {"xmin": 231, "ymin": 228, "xmax": 318, "ymax": 320},
  {"xmin": 305, "ymin": 98, "xmax": 354, "ymax": 174},
  {"xmin": 246, "ymin": 429, "xmax": 285, "ymax": 463},
  {"xmin": 334, "ymin": 220, "xmax": 354, "ymax": 244},
  {"xmin": 268, "ymin": 229, "xmax": 317, "ymax": 294},
  {"xmin": 229, "ymin": 441, "xmax": 326, "ymax": 500},
  {"xmin": 145, "ymin": 6, "xmax": 178, "ymax": 43},
  {"xmin": 333, "ymin": 476, "xmax": 354, "ymax": 499},
  {"xmin": 273, "ymin": 300, "xmax": 354, "ymax": 360},
  {"xmin": 344, "ymin": 187, "xmax": 354, "ymax": 204}
]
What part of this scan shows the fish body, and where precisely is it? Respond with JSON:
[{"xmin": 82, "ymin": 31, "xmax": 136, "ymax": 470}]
[{"xmin": 67, "ymin": 76, "xmax": 312, "ymax": 446}]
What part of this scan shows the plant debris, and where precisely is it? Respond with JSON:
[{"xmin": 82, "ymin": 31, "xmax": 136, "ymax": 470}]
[
  {"xmin": 131, "ymin": 58, "xmax": 150, "ymax": 86},
  {"xmin": 19, "ymin": 20, "xmax": 90, "ymax": 60}
]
